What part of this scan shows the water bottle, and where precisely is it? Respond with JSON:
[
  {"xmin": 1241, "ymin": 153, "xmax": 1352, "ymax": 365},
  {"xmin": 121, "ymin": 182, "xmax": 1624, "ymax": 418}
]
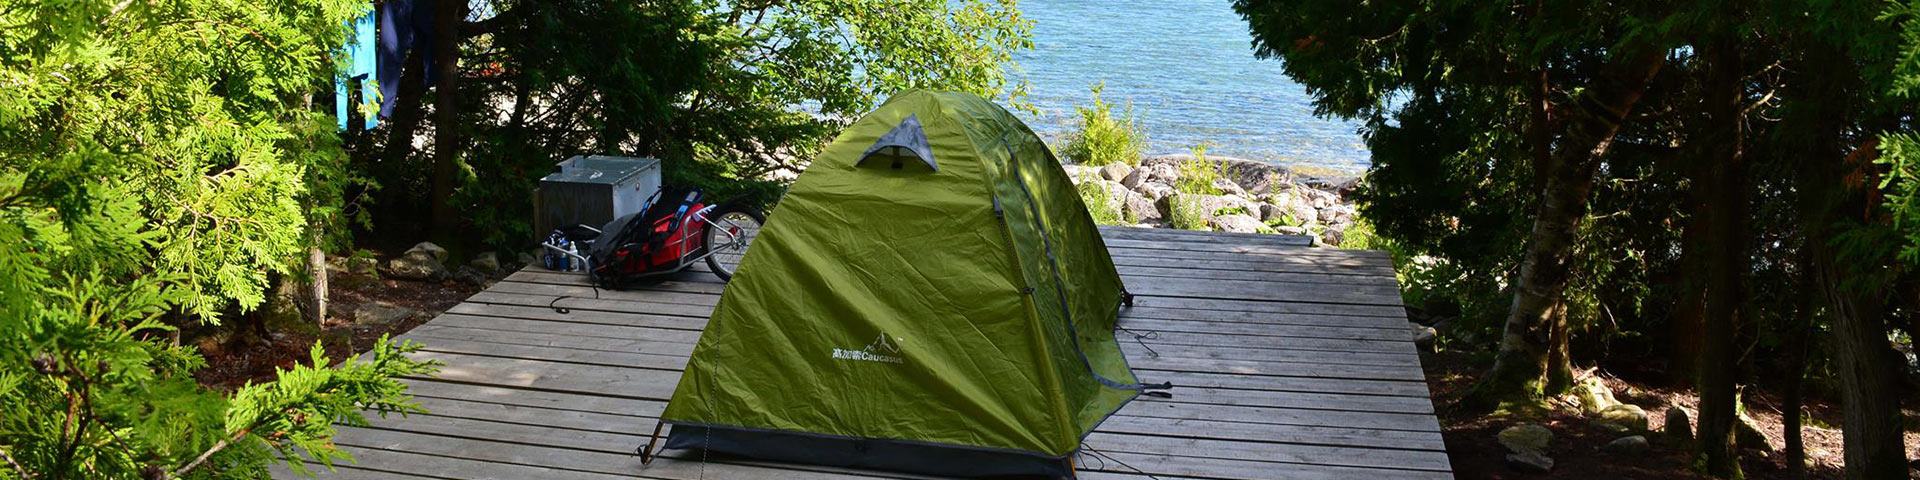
[
  {"xmin": 565, "ymin": 242, "xmax": 581, "ymax": 272},
  {"xmin": 543, "ymin": 232, "xmax": 567, "ymax": 271}
]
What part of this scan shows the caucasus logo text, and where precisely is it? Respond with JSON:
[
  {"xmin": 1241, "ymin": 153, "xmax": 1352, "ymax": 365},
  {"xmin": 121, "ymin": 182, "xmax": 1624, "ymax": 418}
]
[{"xmin": 832, "ymin": 333, "xmax": 904, "ymax": 364}]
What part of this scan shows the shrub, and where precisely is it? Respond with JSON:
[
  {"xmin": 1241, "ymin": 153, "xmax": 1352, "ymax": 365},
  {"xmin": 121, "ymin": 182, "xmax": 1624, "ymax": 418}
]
[
  {"xmin": 1339, "ymin": 216, "xmax": 1391, "ymax": 250},
  {"xmin": 1169, "ymin": 197, "xmax": 1210, "ymax": 231},
  {"xmin": 1062, "ymin": 82, "xmax": 1146, "ymax": 167},
  {"xmin": 0, "ymin": 2, "xmax": 440, "ymax": 478},
  {"xmin": 1077, "ymin": 177, "xmax": 1130, "ymax": 225},
  {"xmin": 1175, "ymin": 144, "xmax": 1225, "ymax": 195},
  {"xmin": 1266, "ymin": 214, "xmax": 1303, "ymax": 228},
  {"xmin": 1214, "ymin": 206, "xmax": 1252, "ymax": 217}
]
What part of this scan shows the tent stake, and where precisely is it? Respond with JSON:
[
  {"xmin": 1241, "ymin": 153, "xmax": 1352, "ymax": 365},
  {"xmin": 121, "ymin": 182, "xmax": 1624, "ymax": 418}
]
[{"xmin": 637, "ymin": 421, "xmax": 664, "ymax": 465}]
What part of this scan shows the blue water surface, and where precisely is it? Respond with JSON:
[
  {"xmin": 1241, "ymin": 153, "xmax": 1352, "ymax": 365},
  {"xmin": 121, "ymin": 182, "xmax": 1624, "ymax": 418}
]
[{"xmin": 1012, "ymin": 0, "xmax": 1370, "ymax": 170}]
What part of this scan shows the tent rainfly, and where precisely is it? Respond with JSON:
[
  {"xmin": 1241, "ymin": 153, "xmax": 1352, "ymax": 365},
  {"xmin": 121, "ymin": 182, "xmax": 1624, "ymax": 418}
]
[{"xmin": 646, "ymin": 90, "xmax": 1161, "ymax": 478}]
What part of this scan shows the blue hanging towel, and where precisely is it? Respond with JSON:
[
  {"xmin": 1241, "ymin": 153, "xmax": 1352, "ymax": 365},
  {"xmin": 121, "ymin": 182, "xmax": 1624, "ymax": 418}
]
[
  {"xmin": 335, "ymin": 9, "xmax": 379, "ymax": 131},
  {"xmin": 378, "ymin": 0, "xmax": 436, "ymax": 119}
]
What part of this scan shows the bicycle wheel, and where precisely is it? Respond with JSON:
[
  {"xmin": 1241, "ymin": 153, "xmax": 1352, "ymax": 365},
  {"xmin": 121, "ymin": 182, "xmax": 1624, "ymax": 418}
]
[{"xmin": 703, "ymin": 206, "xmax": 765, "ymax": 282}]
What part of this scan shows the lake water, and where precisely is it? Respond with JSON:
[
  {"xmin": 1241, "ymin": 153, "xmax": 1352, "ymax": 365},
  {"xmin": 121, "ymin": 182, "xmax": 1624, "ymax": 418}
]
[{"xmin": 1012, "ymin": 0, "xmax": 1370, "ymax": 171}]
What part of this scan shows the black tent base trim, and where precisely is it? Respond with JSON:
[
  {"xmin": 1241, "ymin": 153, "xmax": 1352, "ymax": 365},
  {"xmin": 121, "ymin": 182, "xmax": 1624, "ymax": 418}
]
[{"xmin": 660, "ymin": 423, "xmax": 1073, "ymax": 479}]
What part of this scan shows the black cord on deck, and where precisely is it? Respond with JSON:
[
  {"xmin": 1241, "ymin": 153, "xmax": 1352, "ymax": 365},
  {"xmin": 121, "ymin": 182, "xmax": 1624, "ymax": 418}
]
[
  {"xmin": 1117, "ymin": 326, "xmax": 1160, "ymax": 358},
  {"xmin": 549, "ymin": 284, "xmax": 602, "ymax": 314},
  {"xmin": 1080, "ymin": 444, "xmax": 1161, "ymax": 479}
]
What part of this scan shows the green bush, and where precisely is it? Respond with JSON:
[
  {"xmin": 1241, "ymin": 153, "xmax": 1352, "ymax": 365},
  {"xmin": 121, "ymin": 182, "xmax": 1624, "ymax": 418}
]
[
  {"xmin": 1169, "ymin": 197, "xmax": 1210, "ymax": 230},
  {"xmin": 1077, "ymin": 177, "xmax": 1130, "ymax": 225},
  {"xmin": 1266, "ymin": 214, "xmax": 1303, "ymax": 228},
  {"xmin": 1175, "ymin": 144, "xmax": 1224, "ymax": 195},
  {"xmin": 665, "ymin": 158, "xmax": 789, "ymax": 212},
  {"xmin": 1062, "ymin": 82, "xmax": 1146, "ymax": 167},
  {"xmin": 1215, "ymin": 206, "xmax": 1252, "ymax": 217},
  {"xmin": 0, "ymin": 2, "xmax": 441, "ymax": 478},
  {"xmin": 1339, "ymin": 216, "xmax": 1390, "ymax": 250}
]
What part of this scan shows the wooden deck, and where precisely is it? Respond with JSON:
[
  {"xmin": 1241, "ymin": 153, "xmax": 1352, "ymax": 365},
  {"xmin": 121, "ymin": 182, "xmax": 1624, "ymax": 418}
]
[{"xmin": 278, "ymin": 226, "xmax": 1451, "ymax": 479}]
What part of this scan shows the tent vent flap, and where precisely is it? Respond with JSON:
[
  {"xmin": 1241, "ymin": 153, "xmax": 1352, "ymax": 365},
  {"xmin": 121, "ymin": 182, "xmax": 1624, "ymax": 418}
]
[{"xmin": 858, "ymin": 114, "xmax": 937, "ymax": 171}]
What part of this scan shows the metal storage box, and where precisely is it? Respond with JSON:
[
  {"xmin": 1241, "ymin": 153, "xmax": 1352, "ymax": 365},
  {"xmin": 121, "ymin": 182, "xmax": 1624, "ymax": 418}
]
[{"xmin": 534, "ymin": 155, "xmax": 662, "ymax": 236}]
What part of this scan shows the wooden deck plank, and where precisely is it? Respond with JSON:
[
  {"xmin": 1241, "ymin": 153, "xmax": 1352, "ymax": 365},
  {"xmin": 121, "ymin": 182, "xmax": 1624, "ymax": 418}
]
[
  {"xmin": 484, "ymin": 279, "xmax": 1411, "ymax": 321},
  {"xmin": 396, "ymin": 343, "xmax": 1435, "ymax": 416},
  {"xmin": 1108, "ymin": 245, "xmax": 1384, "ymax": 267},
  {"xmin": 368, "ymin": 399, "xmax": 1450, "ymax": 473},
  {"xmin": 1109, "ymin": 253, "xmax": 1384, "ymax": 276},
  {"xmin": 329, "ymin": 426, "xmax": 907, "ymax": 480},
  {"xmin": 395, "ymin": 393, "xmax": 1448, "ymax": 453},
  {"xmin": 398, "ymin": 355, "xmax": 1441, "ymax": 433},
  {"xmin": 1096, "ymin": 225, "xmax": 1316, "ymax": 247},
  {"xmin": 1102, "ymin": 237, "xmax": 1390, "ymax": 263},
  {"xmin": 338, "ymin": 394, "xmax": 1449, "ymax": 478},
  {"xmin": 409, "ymin": 317, "xmax": 1422, "ymax": 369},
  {"xmin": 501, "ymin": 271, "xmax": 1412, "ymax": 326},
  {"xmin": 1113, "ymin": 263, "xmax": 1399, "ymax": 286},
  {"xmin": 278, "ymin": 228, "xmax": 1447, "ymax": 479},
  {"xmin": 490, "ymin": 272, "xmax": 1406, "ymax": 308}
]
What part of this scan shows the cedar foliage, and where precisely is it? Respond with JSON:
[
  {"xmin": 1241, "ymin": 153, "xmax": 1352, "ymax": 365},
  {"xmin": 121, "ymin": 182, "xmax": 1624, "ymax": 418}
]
[
  {"xmin": 1237, "ymin": 0, "xmax": 1918, "ymax": 476},
  {"xmin": 0, "ymin": 1, "xmax": 436, "ymax": 478},
  {"xmin": 3, "ymin": 0, "xmax": 1037, "ymax": 475}
]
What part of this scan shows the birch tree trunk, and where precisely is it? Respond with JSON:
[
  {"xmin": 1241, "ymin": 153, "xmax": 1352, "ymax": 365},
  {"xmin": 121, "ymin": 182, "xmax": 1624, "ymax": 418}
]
[
  {"xmin": 306, "ymin": 241, "xmax": 326, "ymax": 323},
  {"xmin": 1477, "ymin": 47, "xmax": 1666, "ymax": 406}
]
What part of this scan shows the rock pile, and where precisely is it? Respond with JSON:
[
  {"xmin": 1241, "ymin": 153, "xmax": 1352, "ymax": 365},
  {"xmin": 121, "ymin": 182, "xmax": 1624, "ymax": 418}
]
[
  {"xmin": 383, "ymin": 241, "xmax": 511, "ymax": 286},
  {"xmin": 387, "ymin": 242, "xmax": 451, "ymax": 281},
  {"xmin": 1061, "ymin": 154, "xmax": 1362, "ymax": 245}
]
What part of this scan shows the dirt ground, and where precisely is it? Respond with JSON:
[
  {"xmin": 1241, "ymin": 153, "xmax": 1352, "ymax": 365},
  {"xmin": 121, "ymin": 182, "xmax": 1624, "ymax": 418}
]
[
  {"xmin": 1423, "ymin": 348, "xmax": 1920, "ymax": 479},
  {"xmin": 192, "ymin": 263, "xmax": 482, "ymax": 391}
]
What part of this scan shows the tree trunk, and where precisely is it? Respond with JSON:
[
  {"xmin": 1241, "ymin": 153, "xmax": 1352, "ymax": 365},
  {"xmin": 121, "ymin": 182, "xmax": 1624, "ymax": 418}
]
[
  {"xmin": 1669, "ymin": 178, "xmax": 1710, "ymax": 387},
  {"xmin": 1526, "ymin": 60, "xmax": 1568, "ymax": 394},
  {"xmin": 429, "ymin": 0, "xmax": 466, "ymax": 239},
  {"xmin": 1792, "ymin": 129, "xmax": 1908, "ymax": 480},
  {"xmin": 1788, "ymin": 42, "xmax": 1913, "ymax": 477},
  {"xmin": 1694, "ymin": 38, "xmax": 1747, "ymax": 479},
  {"xmin": 1783, "ymin": 301, "xmax": 1813, "ymax": 478},
  {"xmin": 1904, "ymin": 280, "xmax": 1920, "ymax": 355},
  {"xmin": 305, "ymin": 243, "xmax": 326, "ymax": 323},
  {"xmin": 382, "ymin": 49, "xmax": 429, "ymax": 167},
  {"xmin": 1805, "ymin": 225, "xmax": 1907, "ymax": 480},
  {"xmin": 1529, "ymin": 67, "xmax": 1554, "ymax": 196},
  {"xmin": 300, "ymin": 93, "xmax": 327, "ymax": 324},
  {"xmin": 1476, "ymin": 47, "xmax": 1667, "ymax": 407},
  {"xmin": 1545, "ymin": 300, "xmax": 1574, "ymax": 393}
]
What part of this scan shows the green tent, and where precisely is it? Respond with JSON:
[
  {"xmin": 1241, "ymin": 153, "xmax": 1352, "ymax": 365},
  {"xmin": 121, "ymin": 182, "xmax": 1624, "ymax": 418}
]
[{"xmin": 654, "ymin": 90, "xmax": 1154, "ymax": 478}]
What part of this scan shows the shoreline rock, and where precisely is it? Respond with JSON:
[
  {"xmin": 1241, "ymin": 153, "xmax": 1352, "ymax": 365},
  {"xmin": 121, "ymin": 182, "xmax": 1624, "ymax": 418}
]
[{"xmin": 1063, "ymin": 155, "xmax": 1362, "ymax": 245}]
